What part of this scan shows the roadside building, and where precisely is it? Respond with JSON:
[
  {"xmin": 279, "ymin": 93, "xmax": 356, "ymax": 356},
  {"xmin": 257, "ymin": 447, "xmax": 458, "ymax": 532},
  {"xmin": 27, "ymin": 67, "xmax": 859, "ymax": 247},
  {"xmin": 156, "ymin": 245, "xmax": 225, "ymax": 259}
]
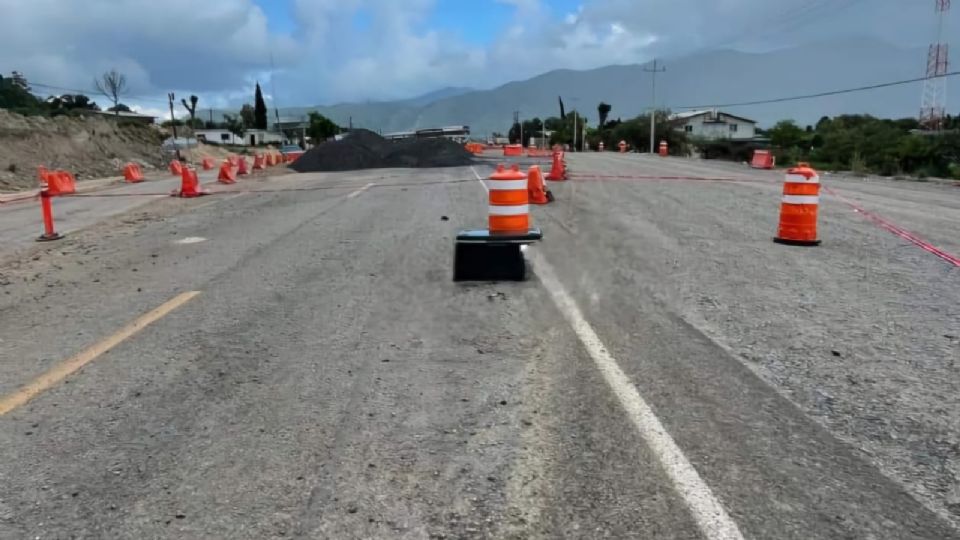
[
  {"xmin": 194, "ymin": 128, "xmax": 284, "ymax": 146},
  {"xmin": 274, "ymin": 116, "xmax": 310, "ymax": 143},
  {"xmin": 384, "ymin": 131, "xmax": 415, "ymax": 141},
  {"xmin": 385, "ymin": 126, "xmax": 471, "ymax": 143},
  {"xmin": 669, "ymin": 110, "xmax": 757, "ymax": 140}
]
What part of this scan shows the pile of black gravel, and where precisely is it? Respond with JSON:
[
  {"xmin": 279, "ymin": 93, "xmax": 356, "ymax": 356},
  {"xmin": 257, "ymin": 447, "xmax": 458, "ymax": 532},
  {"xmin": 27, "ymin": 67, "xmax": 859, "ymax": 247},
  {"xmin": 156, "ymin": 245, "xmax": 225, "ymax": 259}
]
[{"xmin": 291, "ymin": 129, "xmax": 474, "ymax": 172}]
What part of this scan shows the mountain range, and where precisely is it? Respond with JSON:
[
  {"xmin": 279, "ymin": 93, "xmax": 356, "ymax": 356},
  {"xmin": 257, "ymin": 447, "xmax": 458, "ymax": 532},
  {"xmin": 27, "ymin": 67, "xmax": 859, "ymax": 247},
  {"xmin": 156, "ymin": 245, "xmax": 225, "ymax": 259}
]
[{"xmin": 222, "ymin": 38, "xmax": 958, "ymax": 136}]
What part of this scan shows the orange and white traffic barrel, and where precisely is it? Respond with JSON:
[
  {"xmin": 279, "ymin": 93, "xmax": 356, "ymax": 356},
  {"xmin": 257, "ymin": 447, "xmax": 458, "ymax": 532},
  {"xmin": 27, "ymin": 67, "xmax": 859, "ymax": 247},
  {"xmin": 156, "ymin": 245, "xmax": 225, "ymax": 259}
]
[
  {"xmin": 774, "ymin": 163, "xmax": 821, "ymax": 246},
  {"xmin": 488, "ymin": 164, "xmax": 530, "ymax": 233}
]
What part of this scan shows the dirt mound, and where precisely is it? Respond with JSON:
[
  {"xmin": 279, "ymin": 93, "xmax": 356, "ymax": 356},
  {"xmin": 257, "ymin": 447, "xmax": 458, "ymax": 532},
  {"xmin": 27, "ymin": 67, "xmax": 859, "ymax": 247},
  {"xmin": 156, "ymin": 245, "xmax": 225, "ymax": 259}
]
[
  {"xmin": 291, "ymin": 129, "xmax": 473, "ymax": 172},
  {"xmin": 0, "ymin": 109, "xmax": 166, "ymax": 191}
]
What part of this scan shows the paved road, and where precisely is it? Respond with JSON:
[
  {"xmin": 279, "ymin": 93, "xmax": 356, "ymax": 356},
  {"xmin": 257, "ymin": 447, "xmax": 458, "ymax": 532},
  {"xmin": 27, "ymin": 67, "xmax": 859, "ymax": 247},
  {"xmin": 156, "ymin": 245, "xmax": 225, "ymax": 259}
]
[
  {"xmin": 0, "ymin": 157, "xmax": 957, "ymax": 539},
  {"xmin": 0, "ymin": 168, "xmax": 223, "ymax": 258}
]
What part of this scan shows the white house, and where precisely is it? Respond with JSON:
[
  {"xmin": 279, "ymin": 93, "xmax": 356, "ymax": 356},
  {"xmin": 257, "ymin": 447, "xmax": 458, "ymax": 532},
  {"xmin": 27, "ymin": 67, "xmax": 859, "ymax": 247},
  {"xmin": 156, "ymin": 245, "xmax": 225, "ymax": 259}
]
[
  {"xmin": 670, "ymin": 110, "xmax": 757, "ymax": 140},
  {"xmin": 194, "ymin": 129, "xmax": 284, "ymax": 146}
]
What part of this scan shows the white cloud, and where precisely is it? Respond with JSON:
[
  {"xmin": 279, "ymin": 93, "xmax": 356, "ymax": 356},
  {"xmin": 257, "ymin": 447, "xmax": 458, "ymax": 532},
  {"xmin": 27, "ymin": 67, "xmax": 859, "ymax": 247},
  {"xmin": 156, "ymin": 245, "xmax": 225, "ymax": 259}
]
[
  {"xmin": 130, "ymin": 105, "xmax": 169, "ymax": 119},
  {"xmin": 0, "ymin": 0, "xmax": 293, "ymax": 107},
  {"xmin": 0, "ymin": 0, "xmax": 940, "ymax": 111}
]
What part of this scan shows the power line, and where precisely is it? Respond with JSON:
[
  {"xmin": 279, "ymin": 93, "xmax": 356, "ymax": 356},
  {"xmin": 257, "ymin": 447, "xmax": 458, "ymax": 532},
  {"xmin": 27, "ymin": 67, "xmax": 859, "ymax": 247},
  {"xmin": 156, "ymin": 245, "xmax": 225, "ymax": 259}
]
[
  {"xmin": 26, "ymin": 81, "xmax": 171, "ymax": 105},
  {"xmin": 749, "ymin": 0, "xmax": 866, "ymax": 42},
  {"xmin": 674, "ymin": 71, "xmax": 960, "ymax": 110},
  {"xmin": 708, "ymin": 0, "xmax": 867, "ymax": 51}
]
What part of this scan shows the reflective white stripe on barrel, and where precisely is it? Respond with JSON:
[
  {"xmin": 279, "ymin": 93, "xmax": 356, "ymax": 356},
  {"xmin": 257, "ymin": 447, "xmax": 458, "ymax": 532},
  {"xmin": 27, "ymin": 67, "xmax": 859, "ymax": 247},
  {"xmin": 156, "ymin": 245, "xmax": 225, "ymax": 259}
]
[
  {"xmin": 489, "ymin": 204, "xmax": 530, "ymax": 215},
  {"xmin": 785, "ymin": 174, "xmax": 820, "ymax": 184},
  {"xmin": 782, "ymin": 195, "xmax": 820, "ymax": 205},
  {"xmin": 487, "ymin": 179, "xmax": 528, "ymax": 190}
]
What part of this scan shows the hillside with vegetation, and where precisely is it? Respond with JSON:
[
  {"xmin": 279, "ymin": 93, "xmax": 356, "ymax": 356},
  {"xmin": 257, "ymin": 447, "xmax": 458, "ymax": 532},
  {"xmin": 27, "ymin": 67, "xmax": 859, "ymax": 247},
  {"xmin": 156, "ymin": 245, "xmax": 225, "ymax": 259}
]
[{"xmin": 765, "ymin": 115, "xmax": 960, "ymax": 178}]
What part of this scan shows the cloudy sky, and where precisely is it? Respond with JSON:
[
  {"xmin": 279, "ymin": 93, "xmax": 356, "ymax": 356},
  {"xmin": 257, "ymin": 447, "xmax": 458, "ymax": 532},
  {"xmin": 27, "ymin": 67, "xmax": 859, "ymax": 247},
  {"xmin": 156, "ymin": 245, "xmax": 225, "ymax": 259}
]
[{"xmin": 0, "ymin": 0, "xmax": 948, "ymax": 116}]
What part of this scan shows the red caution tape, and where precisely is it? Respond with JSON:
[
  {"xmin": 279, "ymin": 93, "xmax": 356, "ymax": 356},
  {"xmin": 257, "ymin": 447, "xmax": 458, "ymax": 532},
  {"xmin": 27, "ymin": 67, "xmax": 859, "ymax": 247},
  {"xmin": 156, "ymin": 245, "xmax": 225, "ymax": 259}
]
[{"xmin": 824, "ymin": 186, "xmax": 960, "ymax": 268}]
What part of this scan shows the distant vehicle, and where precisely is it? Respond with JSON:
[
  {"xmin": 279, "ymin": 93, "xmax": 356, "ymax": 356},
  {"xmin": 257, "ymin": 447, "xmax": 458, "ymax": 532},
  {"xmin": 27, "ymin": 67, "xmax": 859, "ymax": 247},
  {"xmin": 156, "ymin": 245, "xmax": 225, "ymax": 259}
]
[{"xmin": 280, "ymin": 144, "xmax": 305, "ymax": 161}]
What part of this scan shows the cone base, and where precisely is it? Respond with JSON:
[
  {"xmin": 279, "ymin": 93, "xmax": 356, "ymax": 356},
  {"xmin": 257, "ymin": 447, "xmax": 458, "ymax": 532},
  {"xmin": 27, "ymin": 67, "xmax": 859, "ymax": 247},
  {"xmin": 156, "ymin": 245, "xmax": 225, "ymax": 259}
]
[
  {"xmin": 453, "ymin": 243, "xmax": 526, "ymax": 281},
  {"xmin": 453, "ymin": 228, "xmax": 542, "ymax": 282},
  {"xmin": 36, "ymin": 233, "xmax": 63, "ymax": 242},
  {"xmin": 456, "ymin": 228, "xmax": 542, "ymax": 243},
  {"xmin": 774, "ymin": 237, "xmax": 821, "ymax": 247}
]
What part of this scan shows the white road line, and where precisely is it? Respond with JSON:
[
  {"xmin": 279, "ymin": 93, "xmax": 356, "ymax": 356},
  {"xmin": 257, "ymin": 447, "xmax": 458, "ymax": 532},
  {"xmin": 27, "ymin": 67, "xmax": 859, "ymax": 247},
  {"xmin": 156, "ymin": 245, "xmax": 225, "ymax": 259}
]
[
  {"xmin": 469, "ymin": 171, "xmax": 743, "ymax": 537},
  {"xmin": 347, "ymin": 182, "xmax": 376, "ymax": 199},
  {"xmin": 471, "ymin": 166, "xmax": 488, "ymax": 192},
  {"xmin": 527, "ymin": 249, "xmax": 745, "ymax": 540}
]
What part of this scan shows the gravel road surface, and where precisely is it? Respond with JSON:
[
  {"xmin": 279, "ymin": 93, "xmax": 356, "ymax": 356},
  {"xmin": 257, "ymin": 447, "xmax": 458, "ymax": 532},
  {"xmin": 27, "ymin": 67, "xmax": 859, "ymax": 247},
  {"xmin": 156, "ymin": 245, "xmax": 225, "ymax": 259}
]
[{"xmin": 0, "ymin": 155, "xmax": 957, "ymax": 539}]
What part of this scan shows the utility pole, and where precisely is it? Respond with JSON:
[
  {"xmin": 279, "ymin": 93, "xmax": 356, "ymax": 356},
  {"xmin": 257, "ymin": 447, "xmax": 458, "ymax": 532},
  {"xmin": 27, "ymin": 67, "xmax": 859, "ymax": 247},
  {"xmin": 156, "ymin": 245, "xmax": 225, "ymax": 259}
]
[
  {"xmin": 644, "ymin": 59, "xmax": 666, "ymax": 153},
  {"xmin": 513, "ymin": 110, "xmax": 520, "ymax": 145},
  {"xmin": 573, "ymin": 111, "xmax": 579, "ymax": 151},
  {"xmin": 167, "ymin": 92, "xmax": 181, "ymax": 162}
]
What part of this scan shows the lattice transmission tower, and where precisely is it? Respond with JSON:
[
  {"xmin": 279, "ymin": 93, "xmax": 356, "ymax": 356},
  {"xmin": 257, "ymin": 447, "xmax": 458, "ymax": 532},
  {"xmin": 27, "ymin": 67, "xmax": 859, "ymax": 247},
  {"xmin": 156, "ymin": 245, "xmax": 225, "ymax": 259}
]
[{"xmin": 920, "ymin": 0, "xmax": 950, "ymax": 130}]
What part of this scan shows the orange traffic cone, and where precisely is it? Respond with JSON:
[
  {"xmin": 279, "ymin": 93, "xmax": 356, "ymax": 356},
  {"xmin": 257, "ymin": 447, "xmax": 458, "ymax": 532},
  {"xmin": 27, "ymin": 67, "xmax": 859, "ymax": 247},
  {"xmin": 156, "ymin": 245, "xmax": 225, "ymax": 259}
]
[
  {"xmin": 42, "ymin": 170, "xmax": 76, "ymax": 196},
  {"xmin": 123, "ymin": 163, "xmax": 144, "ymax": 183},
  {"xmin": 175, "ymin": 167, "xmax": 204, "ymax": 198},
  {"xmin": 169, "ymin": 160, "xmax": 183, "ymax": 176},
  {"xmin": 528, "ymin": 165, "xmax": 550, "ymax": 205},
  {"xmin": 202, "ymin": 157, "xmax": 215, "ymax": 170},
  {"xmin": 774, "ymin": 163, "xmax": 821, "ymax": 246},
  {"xmin": 547, "ymin": 150, "xmax": 566, "ymax": 181},
  {"xmin": 237, "ymin": 157, "xmax": 249, "ymax": 175},
  {"xmin": 252, "ymin": 154, "xmax": 265, "ymax": 170},
  {"xmin": 217, "ymin": 160, "xmax": 237, "ymax": 184},
  {"xmin": 489, "ymin": 164, "xmax": 531, "ymax": 233}
]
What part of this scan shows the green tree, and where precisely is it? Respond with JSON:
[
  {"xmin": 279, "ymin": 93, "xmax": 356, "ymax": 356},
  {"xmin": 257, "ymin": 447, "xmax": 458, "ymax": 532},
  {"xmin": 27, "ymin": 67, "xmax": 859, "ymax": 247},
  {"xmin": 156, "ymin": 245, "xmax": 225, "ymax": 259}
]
[
  {"xmin": 240, "ymin": 104, "xmax": 255, "ymax": 128},
  {"xmin": 526, "ymin": 117, "xmax": 543, "ymax": 133},
  {"xmin": 254, "ymin": 83, "xmax": 268, "ymax": 130},
  {"xmin": 896, "ymin": 135, "xmax": 935, "ymax": 174},
  {"xmin": 223, "ymin": 114, "xmax": 245, "ymax": 141},
  {"xmin": 546, "ymin": 111, "xmax": 588, "ymax": 150},
  {"xmin": 0, "ymin": 73, "xmax": 44, "ymax": 112},
  {"xmin": 543, "ymin": 117, "xmax": 564, "ymax": 132},
  {"xmin": 604, "ymin": 110, "xmax": 687, "ymax": 155},
  {"xmin": 597, "ymin": 102, "xmax": 612, "ymax": 130},
  {"xmin": 508, "ymin": 122, "xmax": 521, "ymax": 144},
  {"xmin": 107, "ymin": 103, "xmax": 132, "ymax": 112},
  {"xmin": 307, "ymin": 111, "xmax": 340, "ymax": 142},
  {"xmin": 768, "ymin": 120, "xmax": 805, "ymax": 150},
  {"xmin": 48, "ymin": 94, "xmax": 100, "ymax": 112}
]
